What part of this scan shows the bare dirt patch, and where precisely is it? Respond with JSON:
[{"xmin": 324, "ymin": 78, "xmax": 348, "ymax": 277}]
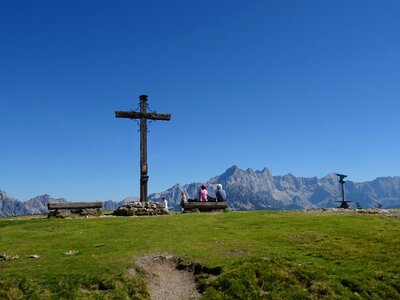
[{"xmin": 136, "ymin": 254, "xmax": 200, "ymax": 300}]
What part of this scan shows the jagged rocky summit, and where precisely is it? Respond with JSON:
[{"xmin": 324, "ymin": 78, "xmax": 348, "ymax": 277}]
[
  {"xmin": 0, "ymin": 190, "xmax": 66, "ymax": 218},
  {"xmin": 1, "ymin": 166, "xmax": 400, "ymax": 217},
  {"xmin": 148, "ymin": 166, "xmax": 400, "ymax": 211}
]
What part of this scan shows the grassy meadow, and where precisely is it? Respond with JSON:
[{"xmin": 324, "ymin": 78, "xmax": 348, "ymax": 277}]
[{"xmin": 0, "ymin": 210, "xmax": 399, "ymax": 299}]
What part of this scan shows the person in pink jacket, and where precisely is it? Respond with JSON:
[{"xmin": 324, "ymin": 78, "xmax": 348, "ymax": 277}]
[{"xmin": 199, "ymin": 184, "xmax": 208, "ymax": 202}]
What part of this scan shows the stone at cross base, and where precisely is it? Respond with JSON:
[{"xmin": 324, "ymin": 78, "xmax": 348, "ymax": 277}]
[{"xmin": 113, "ymin": 200, "xmax": 169, "ymax": 216}]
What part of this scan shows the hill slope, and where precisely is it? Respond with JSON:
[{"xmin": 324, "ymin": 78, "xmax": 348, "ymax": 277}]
[{"xmin": 0, "ymin": 211, "xmax": 399, "ymax": 299}]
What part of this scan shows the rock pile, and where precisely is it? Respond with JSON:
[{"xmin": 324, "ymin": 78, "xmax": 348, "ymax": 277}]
[
  {"xmin": 113, "ymin": 201, "xmax": 168, "ymax": 216},
  {"xmin": 47, "ymin": 202, "xmax": 103, "ymax": 218},
  {"xmin": 48, "ymin": 208, "xmax": 99, "ymax": 218}
]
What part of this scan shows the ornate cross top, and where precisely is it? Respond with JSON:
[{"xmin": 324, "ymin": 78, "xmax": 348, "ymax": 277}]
[{"xmin": 115, "ymin": 95, "xmax": 171, "ymax": 202}]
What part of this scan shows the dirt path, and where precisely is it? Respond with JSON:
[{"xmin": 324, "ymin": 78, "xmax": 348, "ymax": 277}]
[{"xmin": 136, "ymin": 254, "xmax": 201, "ymax": 300}]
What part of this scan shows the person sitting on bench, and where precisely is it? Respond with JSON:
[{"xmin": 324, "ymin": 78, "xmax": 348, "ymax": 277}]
[
  {"xmin": 215, "ymin": 184, "xmax": 227, "ymax": 202},
  {"xmin": 180, "ymin": 191, "xmax": 187, "ymax": 204},
  {"xmin": 199, "ymin": 184, "xmax": 208, "ymax": 202}
]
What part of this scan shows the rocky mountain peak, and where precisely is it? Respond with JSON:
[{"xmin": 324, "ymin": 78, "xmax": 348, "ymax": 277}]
[
  {"xmin": 222, "ymin": 165, "xmax": 242, "ymax": 177},
  {"xmin": 148, "ymin": 166, "xmax": 400, "ymax": 211},
  {"xmin": 0, "ymin": 189, "xmax": 12, "ymax": 200},
  {"xmin": 1, "ymin": 167, "xmax": 399, "ymax": 217},
  {"xmin": 257, "ymin": 167, "xmax": 271, "ymax": 174}
]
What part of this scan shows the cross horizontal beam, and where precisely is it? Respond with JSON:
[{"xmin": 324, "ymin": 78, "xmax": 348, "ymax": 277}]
[{"xmin": 115, "ymin": 111, "xmax": 171, "ymax": 121}]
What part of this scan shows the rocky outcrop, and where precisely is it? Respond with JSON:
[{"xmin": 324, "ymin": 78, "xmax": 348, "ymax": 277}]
[
  {"xmin": 0, "ymin": 190, "xmax": 66, "ymax": 217},
  {"xmin": 148, "ymin": 166, "xmax": 400, "ymax": 211},
  {"xmin": 1, "ymin": 166, "xmax": 400, "ymax": 216},
  {"xmin": 0, "ymin": 190, "xmax": 22, "ymax": 217}
]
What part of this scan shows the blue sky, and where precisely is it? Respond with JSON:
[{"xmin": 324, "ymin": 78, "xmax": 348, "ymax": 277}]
[{"xmin": 1, "ymin": 0, "xmax": 399, "ymax": 201}]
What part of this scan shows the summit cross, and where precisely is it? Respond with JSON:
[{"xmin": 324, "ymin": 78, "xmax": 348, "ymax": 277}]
[{"xmin": 115, "ymin": 95, "xmax": 171, "ymax": 202}]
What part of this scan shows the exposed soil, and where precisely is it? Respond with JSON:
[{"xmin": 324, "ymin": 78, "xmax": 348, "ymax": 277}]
[{"xmin": 136, "ymin": 254, "xmax": 201, "ymax": 300}]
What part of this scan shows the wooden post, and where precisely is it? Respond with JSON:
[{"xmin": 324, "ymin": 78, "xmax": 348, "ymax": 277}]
[{"xmin": 139, "ymin": 95, "xmax": 148, "ymax": 202}]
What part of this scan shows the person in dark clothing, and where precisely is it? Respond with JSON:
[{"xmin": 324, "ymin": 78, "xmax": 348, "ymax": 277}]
[{"xmin": 215, "ymin": 184, "xmax": 227, "ymax": 202}]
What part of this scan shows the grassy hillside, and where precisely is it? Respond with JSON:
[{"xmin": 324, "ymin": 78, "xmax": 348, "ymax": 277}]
[{"xmin": 1, "ymin": 210, "xmax": 399, "ymax": 299}]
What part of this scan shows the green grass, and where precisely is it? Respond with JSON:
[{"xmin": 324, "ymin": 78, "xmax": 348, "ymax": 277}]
[{"xmin": 0, "ymin": 210, "xmax": 399, "ymax": 299}]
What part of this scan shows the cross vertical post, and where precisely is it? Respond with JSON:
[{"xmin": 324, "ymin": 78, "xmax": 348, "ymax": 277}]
[
  {"xmin": 336, "ymin": 173, "xmax": 349, "ymax": 209},
  {"xmin": 341, "ymin": 181, "xmax": 346, "ymax": 205},
  {"xmin": 139, "ymin": 95, "xmax": 148, "ymax": 202},
  {"xmin": 115, "ymin": 95, "xmax": 171, "ymax": 202}
]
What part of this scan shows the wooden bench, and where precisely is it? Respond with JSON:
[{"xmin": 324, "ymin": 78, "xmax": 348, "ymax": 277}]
[
  {"xmin": 181, "ymin": 201, "xmax": 228, "ymax": 212},
  {"xmin": 47, "ymin": 202, "xmax": 103, "ymax": 218}
]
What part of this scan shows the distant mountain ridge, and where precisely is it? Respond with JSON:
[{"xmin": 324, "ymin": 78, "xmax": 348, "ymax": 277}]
[
  {"xmin": 1, "ymin": 166, "xmax": 399, "ymax": 217},
  {"xmin": 149, "ymin": 166, "xmax": 400, "ymax": 210},
  {"xmin": 0, "ymin": 189, "xmax": 138, "ymax": 218},
  {"xmin": 0, "ymin": 190, "xmax": 66, "ymax": 218}
]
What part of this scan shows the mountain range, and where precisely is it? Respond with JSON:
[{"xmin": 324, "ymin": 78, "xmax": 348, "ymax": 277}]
[
  {"xmin": 1, "ymin": 166, "xmax": 400, "ymax": 217},
  {"xmin": 0, "ymin": 192, "xmax": 66, "ymax": 218},
  {"xmin": 149, "ymin": 166, "xmax": 400, "ymax": 210}
]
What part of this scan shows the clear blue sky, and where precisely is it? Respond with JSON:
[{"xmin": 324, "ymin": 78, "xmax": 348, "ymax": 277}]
[{"xmin": 1, "ymin": 0, "xmax": 399, "ymax": 201}]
